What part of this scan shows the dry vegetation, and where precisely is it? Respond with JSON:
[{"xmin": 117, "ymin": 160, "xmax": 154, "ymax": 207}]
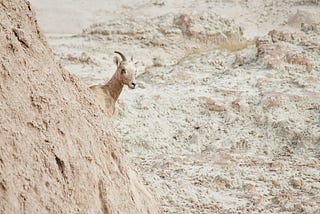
[{"xmin": 217, "ymin": 39, "xmax": 255, "ymax": 52}]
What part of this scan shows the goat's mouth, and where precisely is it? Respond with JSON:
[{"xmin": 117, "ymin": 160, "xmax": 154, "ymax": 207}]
[{"xmin": 128, "ymin": 82, "xmax": 136, "ymax": 89}]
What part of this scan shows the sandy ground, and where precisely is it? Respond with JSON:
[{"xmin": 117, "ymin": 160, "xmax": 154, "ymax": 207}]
[{"xmin": 31, "ymin": 0, "xmax": 320, "ymax": 213}]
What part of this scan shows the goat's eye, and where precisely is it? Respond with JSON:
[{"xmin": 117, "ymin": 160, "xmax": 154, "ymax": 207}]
[{"xmin": 121, "ymin": 68, "xmax": 126, "ymax": 74}]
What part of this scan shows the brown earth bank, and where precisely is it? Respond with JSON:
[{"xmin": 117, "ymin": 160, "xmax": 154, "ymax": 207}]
[{"xmin": 0, "ymin": 0, "xmax": 160, "ymax": 213}]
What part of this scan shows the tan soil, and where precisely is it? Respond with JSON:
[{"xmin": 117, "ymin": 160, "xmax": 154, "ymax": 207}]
[{"xmin": 0, "ymin": 0, "xmax": 160, "ymax": 213}]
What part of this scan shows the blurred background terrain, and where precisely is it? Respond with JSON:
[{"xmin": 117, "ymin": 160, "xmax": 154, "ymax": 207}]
[{"xmin": 31, "ymin": 0, "xmax": 320, "ymax": 213}]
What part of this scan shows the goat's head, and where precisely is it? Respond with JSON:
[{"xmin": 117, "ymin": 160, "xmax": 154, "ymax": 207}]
[{"xmin": 114, "ymin": 51, "xmax": 137, "ymax": 89}]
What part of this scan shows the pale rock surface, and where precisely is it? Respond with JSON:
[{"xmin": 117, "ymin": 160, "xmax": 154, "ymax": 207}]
[{"xmin": 31, "ymin": 0, "xmax": 320, "ymax": 213}]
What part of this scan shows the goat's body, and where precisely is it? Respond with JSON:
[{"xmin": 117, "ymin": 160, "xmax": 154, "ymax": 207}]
[
  {"xmin": 90, "ymin": 51, "xmax": 136, "ymax": 117},
  {"xmin": 90, "ymin": 85, "xmax": 117, "ymax": 116}
]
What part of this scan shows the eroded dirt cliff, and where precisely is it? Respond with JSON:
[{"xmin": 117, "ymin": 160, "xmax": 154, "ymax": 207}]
[{"xmin": 0, "ymin": 0, "xmax": 159, "ymax": 213}]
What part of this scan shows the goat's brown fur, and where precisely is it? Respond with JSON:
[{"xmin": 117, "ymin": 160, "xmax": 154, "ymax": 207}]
[{"xmin": 90, "ymin": 51, "xmax": 136, "ymax": 117}]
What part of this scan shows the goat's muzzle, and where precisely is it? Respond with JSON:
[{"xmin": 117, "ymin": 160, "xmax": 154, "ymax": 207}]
[{"xmin": 129, "ymin": 82, "xmax": 136, "ymax": 89}]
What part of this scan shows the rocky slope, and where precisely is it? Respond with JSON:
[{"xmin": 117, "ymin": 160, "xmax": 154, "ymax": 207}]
[{"xmin": 0, "ymin": 0, "xmax": 159, "ymax": 213}]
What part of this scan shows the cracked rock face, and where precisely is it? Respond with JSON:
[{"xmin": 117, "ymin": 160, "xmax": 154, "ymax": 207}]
[{"xmin": 0, "ymin": 1, "xmax": 160, "ymax": 213}]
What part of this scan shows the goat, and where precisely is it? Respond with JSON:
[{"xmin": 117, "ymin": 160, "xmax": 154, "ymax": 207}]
[{"xmin": 90, "ymin": 51, "xmax": 136, "ymax": 117}]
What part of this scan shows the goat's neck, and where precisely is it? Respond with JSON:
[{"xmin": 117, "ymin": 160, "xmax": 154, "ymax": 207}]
[{"xmin": 103, "ymin": 73, "xmax": 123, "ymax": 101}]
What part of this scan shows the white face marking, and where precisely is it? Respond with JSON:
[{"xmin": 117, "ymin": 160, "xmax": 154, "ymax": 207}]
[{"xmin": 117, "ymin": 61, "xmax": 136, "ymax": 89}]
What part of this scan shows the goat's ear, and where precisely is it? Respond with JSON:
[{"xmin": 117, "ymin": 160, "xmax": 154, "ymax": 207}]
[{"xmin": 114, "ymin": 56, "xmax": 121, "ymax": 66}]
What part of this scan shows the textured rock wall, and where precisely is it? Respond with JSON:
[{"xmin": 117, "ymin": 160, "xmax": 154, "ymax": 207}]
[{"xmin": 0, "ymin": 0, "xmax": 160, "ymax": 213}]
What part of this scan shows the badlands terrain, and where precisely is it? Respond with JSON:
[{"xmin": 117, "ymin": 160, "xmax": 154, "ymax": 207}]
[{"xmin": 32, "ymin": 0, "xmax": 320, "ymax": 213}]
